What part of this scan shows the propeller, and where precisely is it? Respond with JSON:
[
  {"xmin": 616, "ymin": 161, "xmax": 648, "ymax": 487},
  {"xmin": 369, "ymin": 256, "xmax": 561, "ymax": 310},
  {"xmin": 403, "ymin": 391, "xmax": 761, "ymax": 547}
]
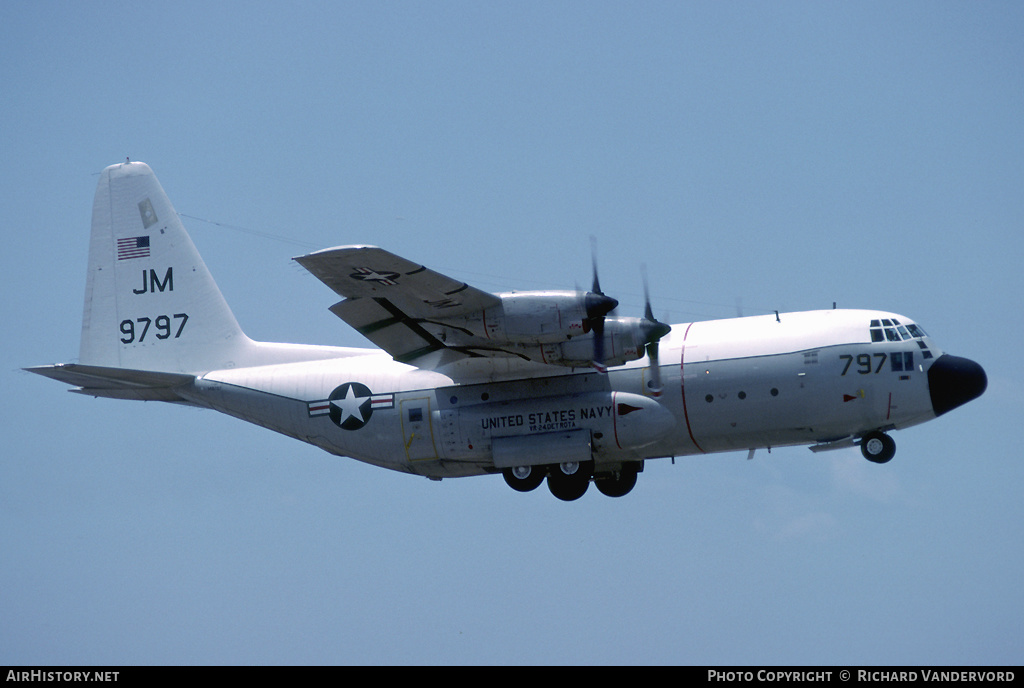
[
  {"xmin": 640, "ymin": 265, "xmax": 671, "ymax": 396},
  {"xmin": 585, "ymin": 237, "xmax": 618, "ymax": 372}
]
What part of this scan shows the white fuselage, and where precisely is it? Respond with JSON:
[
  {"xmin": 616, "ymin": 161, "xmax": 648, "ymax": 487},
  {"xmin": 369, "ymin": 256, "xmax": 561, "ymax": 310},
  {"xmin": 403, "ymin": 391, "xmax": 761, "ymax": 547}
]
[{"xmin": 180, "ymin": 308, "xmax": 941, "ymax": 479}]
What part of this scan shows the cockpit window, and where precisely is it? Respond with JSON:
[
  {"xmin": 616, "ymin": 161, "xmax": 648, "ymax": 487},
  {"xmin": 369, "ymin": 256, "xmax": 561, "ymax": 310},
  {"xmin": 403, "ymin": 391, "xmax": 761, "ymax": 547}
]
[
  {"xmin": 870, "ymin": 319, "xmax": 927, "ymax": 342},
  {"xmin": 906, "ymin": 323, "xmax": 928, "ymax": 338}
]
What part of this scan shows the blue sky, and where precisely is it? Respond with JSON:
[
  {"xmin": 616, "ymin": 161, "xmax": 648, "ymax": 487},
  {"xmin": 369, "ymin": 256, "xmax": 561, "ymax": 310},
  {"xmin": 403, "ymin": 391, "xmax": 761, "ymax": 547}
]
[{"xmin": 3, "ymin": 1, "xmax": 1022, "ymax": 665}]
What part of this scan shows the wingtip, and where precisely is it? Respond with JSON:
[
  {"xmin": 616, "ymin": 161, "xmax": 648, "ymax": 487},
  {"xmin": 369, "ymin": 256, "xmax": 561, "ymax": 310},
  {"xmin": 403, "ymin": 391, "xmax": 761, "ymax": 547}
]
[{"xmin": 293, "ymin": 244, "xmax": 381, "ymax": 262}]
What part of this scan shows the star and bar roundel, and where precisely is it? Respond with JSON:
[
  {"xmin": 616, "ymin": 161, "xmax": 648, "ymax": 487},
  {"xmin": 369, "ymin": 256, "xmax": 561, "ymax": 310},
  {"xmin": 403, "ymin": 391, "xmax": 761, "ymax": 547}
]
[
  {"xmin": 349, "ymin": 267, "xmax": 400, "ymax": 285},
  {"xmin": 307, "ymin": 383, "xmax": 394, "ymax": 430}
]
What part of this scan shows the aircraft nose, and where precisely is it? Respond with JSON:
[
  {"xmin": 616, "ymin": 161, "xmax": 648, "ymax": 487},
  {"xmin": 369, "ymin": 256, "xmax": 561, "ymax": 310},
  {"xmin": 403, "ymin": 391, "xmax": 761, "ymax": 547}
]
[{"xmin": 928, "ymin": 354, "xmax": 987, "ymax": 416}]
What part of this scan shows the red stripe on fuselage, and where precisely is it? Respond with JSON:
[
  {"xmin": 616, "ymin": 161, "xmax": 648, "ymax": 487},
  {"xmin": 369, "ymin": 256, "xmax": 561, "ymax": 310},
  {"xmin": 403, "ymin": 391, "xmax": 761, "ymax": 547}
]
[{"xmin": 679, "ymin": 322, "xmax": 705, "ymax": 453}]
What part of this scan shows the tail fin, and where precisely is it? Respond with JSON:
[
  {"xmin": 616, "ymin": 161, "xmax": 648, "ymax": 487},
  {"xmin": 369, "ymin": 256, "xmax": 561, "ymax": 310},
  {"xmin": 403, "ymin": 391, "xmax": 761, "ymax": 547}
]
[{"xmin": 80, "ymin": 161, "xmax": 252, "ymax": 373}]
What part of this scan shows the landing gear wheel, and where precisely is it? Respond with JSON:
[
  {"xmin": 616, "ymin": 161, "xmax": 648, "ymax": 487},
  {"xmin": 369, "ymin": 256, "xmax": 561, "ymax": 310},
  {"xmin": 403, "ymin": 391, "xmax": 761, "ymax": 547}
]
[
  {"xmin": 595, "ymin": 463, "xmax": 639, "ymax": 498},
  {"xmin": 547, "ymin": 461, "xmax": 593, "ymax": 501},
  {"xmin": 503, "ymin": 465, "xmax": 545, "ymax": 492},
  {"xmin": 860, "ymin": 431, "xmax": 896, "ymax": 463}
]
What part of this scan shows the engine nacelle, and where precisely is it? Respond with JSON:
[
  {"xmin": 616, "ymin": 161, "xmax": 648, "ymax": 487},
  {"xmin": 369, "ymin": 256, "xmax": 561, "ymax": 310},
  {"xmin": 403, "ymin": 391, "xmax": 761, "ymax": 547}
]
[
  {"xmin": 437, "ymin": 291, "xmax": 617, "ymax": 344},
  {"xmin": 524, "ymin": 317, "xmax": 649, "ymax": 368}
]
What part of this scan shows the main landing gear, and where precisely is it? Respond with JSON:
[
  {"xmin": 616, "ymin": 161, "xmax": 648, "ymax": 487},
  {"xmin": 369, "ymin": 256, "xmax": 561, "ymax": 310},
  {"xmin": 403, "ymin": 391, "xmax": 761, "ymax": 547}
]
[
  {"xmin": 502, "ymin": 461, "xmax": 642, "ymax": 500},
  {"xmin": 502, "ymin": 464, "xmax": 545, "ymax": 493},
  {"xmin": 547, "ymin": 460, "xmax": 593, "ymax": 501},
  {"xmin": 860, "ymin": 431, "xmax": 896, "ymax": 464}
]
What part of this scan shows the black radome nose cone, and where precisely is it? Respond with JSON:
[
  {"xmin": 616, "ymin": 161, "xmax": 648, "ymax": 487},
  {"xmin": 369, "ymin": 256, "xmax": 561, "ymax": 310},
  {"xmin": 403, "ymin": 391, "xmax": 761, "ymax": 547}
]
[{"xmin": 928, "ymin": 354, "xmax": 987, "ymax": 416}]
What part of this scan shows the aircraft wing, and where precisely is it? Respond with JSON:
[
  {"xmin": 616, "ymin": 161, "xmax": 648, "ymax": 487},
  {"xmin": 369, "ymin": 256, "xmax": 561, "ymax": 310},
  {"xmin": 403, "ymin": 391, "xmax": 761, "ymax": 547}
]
[
  {"xmin": 296, "ymin": 246, "xmax": 506, "ymax": 365},
  {"xmin": 295, "ymin": 246, "xmax": 500, "ymax": 316}
]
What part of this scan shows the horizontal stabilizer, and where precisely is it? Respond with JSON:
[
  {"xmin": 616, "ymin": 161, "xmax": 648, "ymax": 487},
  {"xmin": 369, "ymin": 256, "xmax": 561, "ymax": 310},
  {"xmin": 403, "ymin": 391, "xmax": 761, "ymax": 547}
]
[{"xmin": 25, "ymin": 364, "xmax": 195, "ymax": 402}]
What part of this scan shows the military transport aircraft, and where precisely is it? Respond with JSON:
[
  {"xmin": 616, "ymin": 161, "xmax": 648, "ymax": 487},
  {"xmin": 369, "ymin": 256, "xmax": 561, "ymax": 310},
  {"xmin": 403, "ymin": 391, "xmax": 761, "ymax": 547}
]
[{"xmin": 27, "ymin": 162, "xmax": 987, "ymax": 500}]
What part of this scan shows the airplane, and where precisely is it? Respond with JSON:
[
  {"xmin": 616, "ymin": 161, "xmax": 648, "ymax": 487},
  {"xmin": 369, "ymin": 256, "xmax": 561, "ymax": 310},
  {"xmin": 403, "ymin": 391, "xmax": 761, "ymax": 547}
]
[{"xmin": 26, "ymin": 161, "xmax": 988, "ymax": 501}]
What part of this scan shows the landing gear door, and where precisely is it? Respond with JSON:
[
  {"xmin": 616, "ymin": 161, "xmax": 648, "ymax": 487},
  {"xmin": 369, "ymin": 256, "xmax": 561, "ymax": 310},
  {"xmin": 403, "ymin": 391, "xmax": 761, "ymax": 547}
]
[
  {"xmin": 400, "ymin": 396, "xmax": 438, "ymax": 462},
  {"xmin": 492, "ymin": 429, "xmax": 592, "ymax": 469}
]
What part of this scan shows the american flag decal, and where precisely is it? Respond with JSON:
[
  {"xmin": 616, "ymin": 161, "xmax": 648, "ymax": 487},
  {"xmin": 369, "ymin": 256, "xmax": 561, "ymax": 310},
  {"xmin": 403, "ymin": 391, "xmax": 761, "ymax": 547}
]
[{"xmin": 117, "ymin": 235, "xmax": 150, "ymax": 260}]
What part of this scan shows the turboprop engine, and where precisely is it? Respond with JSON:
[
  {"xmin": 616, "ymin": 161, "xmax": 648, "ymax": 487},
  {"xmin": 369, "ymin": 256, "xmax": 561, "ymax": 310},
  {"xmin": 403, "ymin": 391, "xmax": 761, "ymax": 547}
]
[
  {"xmin": 519, "ymin": 315, "xmax": 672, "ymax": 368},
  {"xmin": 436, "ymin": 290, "xmax": 618, "ymax": 344}
]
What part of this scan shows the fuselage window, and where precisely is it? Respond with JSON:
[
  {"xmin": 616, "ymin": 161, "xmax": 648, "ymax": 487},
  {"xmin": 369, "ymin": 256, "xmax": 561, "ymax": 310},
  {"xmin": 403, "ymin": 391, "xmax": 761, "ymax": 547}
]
[{"xmin": 891, "ymin": 352, "xmax": 914, "ymax": 372}]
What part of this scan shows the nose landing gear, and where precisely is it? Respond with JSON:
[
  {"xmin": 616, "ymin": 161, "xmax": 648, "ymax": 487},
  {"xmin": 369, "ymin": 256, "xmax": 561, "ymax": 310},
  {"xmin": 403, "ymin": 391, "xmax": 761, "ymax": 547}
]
[{"xmin": 860, "ymin": 431, "xmax": 896, "ymax": 463}]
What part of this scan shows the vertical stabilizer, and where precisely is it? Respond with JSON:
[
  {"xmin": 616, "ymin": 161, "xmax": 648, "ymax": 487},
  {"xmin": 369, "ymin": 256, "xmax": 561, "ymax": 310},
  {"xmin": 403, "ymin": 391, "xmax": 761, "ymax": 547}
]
[{"xmin": 80, "ymin": 162, "xmax": 252, "ymax": 373}]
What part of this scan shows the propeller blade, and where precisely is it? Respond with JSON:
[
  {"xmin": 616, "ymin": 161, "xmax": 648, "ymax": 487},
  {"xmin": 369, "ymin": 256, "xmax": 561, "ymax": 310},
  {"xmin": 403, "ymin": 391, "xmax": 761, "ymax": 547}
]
[
  {"xmin": 591, "ymin": 308, "xmax": 606, "ymax": 372},
  {"xmin": 588, "ymin": 236, "xmax": 616, "ymax": 371},
  {"xmin": 588, "ymin": 237, "xmax": 619, "ymax": 314},
  {"xmin": 642, "ymin": 265, "xmax": 655, "ymax": 321},
  {"xmin": 592, "ymin": 341, "xmax": 607, "ymax": 374},
  {"xmin": 647, "ymin": 340, "xmax": 662, "ymax": 396},
  {"xmin": 639, "ymin": 265, "xmax": 670, "ymax": 396}
]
